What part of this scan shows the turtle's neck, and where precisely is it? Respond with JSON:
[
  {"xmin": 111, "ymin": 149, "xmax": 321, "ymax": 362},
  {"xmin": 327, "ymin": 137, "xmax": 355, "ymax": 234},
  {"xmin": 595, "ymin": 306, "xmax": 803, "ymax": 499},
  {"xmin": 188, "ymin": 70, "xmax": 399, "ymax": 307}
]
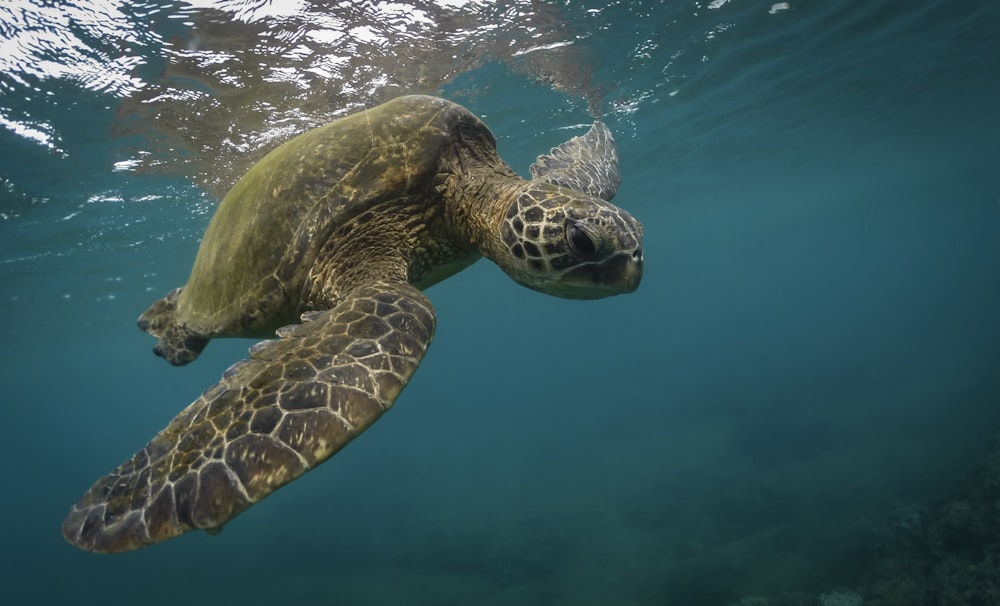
[{"xmin": 440, "ymin": 136, "xmax": 525, "ymax": 263}]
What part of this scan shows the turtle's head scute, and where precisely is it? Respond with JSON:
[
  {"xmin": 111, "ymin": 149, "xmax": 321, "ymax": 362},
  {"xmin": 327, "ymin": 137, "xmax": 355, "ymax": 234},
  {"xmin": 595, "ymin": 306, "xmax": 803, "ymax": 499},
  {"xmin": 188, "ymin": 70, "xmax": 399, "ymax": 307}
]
[{"xmin": 494, "ymin": 182, "xmax": 643, "ymax": 299}]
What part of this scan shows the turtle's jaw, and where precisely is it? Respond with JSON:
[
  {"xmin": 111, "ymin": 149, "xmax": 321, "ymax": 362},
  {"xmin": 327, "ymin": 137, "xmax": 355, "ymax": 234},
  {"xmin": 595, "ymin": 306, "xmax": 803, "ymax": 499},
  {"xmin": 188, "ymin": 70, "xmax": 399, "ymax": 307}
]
[{"xmin": 531, "ymin": 248, "xmax": 644, "ymax": 300}]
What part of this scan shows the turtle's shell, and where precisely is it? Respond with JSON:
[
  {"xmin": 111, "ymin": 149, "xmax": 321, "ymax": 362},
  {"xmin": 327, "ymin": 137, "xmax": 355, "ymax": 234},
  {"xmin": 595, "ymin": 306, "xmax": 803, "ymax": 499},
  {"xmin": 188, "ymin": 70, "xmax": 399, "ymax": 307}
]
[{"xmin": 175, "ymin": 95, "xmax": 492, "ymax": 337}]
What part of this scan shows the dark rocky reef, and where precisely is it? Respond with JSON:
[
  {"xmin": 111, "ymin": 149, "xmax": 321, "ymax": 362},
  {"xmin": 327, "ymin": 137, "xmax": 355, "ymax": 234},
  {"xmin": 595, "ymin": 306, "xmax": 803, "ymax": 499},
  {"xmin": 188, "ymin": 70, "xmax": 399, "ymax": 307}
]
[{"xmin": 861, "ymin": 435, "xmax": 1000, "ymax": 605}]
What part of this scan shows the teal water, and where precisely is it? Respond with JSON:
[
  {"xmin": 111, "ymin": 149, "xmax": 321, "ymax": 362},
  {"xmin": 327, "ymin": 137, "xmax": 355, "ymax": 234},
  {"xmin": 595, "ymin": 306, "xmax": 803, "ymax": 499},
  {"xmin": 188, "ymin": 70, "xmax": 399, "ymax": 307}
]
[{"xmin": 2, "ymin": 1, "xmax": 1000, "ymax": 604}]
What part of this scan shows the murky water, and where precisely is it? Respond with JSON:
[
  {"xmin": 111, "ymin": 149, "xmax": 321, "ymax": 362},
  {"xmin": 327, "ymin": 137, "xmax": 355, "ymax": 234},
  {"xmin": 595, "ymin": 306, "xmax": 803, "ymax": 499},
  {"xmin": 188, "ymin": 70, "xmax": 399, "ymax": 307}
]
[{"xmin": 2, "ymin": 1, "xmax": 999, "ymax": 604}]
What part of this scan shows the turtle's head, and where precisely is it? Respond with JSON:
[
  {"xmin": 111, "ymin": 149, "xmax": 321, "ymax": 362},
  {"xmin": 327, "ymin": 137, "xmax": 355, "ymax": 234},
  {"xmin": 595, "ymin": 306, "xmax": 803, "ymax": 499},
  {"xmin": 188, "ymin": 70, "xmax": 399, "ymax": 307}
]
[{"xmin": 492, "ymin": 182, "xmax": 643, "ymax": 299}]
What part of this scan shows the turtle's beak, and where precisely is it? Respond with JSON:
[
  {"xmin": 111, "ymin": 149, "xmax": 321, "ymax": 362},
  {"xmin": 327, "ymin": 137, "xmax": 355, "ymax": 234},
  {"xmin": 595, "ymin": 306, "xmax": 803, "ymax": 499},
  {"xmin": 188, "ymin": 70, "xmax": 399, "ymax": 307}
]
[
  {"xmin": 621, "ymin": 245, "xmax": 644, "ymax": 293},
  {"xmin": 547, "ymin": 247, "xmax": 643, "ymax": 299},
  {"xmin": 598, "ymin": 247, "xmax": 643, "ymax": 295}
]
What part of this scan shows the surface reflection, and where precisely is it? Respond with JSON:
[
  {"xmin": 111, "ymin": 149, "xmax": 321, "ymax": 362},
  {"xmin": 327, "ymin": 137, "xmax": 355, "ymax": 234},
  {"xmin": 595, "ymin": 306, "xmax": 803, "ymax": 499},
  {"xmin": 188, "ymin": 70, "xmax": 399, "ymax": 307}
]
[{"xmin": 2, "ymin": 0, "xmax": 601, "ymax": 195}]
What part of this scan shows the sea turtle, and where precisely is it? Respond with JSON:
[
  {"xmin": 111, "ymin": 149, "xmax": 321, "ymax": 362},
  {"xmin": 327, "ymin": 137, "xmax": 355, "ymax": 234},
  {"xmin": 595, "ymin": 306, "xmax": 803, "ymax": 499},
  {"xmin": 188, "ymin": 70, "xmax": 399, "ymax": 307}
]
[{"xmin": 62, "ymin": 95, "xmax": 643, "ymax": 553}]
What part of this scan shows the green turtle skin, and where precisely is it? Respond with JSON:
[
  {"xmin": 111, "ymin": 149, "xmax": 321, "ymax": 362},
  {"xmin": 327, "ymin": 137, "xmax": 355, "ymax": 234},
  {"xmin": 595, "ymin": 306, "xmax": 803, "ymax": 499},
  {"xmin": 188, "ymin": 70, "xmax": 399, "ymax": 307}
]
[{"xmin": 62, "ymin": 95, "xmax": 643, "ymax": 553}]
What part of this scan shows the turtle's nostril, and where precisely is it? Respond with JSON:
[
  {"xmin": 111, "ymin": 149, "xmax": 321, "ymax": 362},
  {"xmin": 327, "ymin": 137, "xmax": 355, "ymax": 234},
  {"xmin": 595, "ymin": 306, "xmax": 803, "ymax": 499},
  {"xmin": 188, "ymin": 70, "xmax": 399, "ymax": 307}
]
[{"xmin": 632, "ymin": 247, "xmax": 643, "ymax": 261}]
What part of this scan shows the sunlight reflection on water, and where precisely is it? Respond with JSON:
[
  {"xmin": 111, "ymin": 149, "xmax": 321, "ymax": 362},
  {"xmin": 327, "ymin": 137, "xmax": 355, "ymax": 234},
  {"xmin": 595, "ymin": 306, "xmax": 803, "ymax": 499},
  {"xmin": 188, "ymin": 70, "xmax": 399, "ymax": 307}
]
[{"xmin": 2, "ymin": 0, "xmax": 606, "ymax": 195}]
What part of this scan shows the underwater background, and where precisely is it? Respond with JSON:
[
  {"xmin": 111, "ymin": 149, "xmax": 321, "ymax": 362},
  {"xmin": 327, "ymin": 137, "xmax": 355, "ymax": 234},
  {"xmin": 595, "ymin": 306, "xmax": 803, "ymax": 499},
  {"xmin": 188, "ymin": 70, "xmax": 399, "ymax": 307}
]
[{"xmin": 2, "ymin": 1, "xmax": 999, "ymax": 604}]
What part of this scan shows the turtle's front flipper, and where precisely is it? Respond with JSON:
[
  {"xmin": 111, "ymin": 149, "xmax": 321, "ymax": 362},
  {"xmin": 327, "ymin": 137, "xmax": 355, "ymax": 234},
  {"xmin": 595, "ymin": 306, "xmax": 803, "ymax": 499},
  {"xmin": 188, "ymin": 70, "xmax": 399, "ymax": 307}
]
[
  {"xmin": 529, "ymin": 121, "xmax": 621, "ymax": 201},
  {"xmin": 63, "ymin": 279, "xmax": 435, "ymax": 553}
]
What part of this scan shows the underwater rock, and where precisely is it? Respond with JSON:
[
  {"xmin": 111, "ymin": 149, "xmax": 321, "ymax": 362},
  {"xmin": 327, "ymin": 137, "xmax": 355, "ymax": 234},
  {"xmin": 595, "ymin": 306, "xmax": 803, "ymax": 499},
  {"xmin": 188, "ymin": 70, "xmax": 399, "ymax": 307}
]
[{"xmin": 861, "ymin": 435, "xmax": 1000, "ymax": 605}]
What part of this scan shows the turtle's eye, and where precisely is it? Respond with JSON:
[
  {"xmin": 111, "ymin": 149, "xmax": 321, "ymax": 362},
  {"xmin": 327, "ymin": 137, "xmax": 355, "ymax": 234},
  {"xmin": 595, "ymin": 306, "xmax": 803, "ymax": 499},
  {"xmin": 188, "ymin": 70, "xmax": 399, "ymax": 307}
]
[{"xmin": 566, "ymin": 221, "xmax": 599, "ymax": 258}]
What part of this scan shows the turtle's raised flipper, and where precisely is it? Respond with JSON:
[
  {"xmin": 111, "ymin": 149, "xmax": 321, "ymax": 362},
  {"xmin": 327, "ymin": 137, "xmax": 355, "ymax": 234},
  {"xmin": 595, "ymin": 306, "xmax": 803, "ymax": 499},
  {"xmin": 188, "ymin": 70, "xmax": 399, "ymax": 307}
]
[
  {"xmin": 137, "ymin": 288, "xmax": 210, "ymax": 366},
  {"xmin": 63, "ymin": 280, "xmax": 435, "ymax": 553},
  {"xmin": 529, "ymin": 122, "xmax": 621, "ymax": 201}
]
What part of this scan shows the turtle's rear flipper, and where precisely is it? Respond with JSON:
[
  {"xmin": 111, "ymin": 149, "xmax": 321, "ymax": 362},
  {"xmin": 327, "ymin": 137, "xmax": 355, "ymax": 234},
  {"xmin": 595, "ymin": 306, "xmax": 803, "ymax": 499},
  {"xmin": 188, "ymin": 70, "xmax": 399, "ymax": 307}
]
[{"xmin": 137, "ymin": 288, "xmax": 209, "ymax": 366}]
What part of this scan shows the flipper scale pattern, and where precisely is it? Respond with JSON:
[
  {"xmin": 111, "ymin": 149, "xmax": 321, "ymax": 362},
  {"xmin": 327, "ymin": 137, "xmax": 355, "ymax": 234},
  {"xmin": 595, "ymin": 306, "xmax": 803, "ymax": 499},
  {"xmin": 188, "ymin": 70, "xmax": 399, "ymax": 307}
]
[{"xmin": 62, "ymin": 280, "xmax": 434, "ymax": 553}]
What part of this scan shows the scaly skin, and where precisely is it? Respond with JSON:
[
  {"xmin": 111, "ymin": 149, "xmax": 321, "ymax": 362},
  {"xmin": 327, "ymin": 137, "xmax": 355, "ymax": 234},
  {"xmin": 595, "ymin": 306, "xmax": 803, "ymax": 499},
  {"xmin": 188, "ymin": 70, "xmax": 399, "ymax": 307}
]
[{"xmin": 63, "ymin": 279, "xmax": 434, "ymax": 553}]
